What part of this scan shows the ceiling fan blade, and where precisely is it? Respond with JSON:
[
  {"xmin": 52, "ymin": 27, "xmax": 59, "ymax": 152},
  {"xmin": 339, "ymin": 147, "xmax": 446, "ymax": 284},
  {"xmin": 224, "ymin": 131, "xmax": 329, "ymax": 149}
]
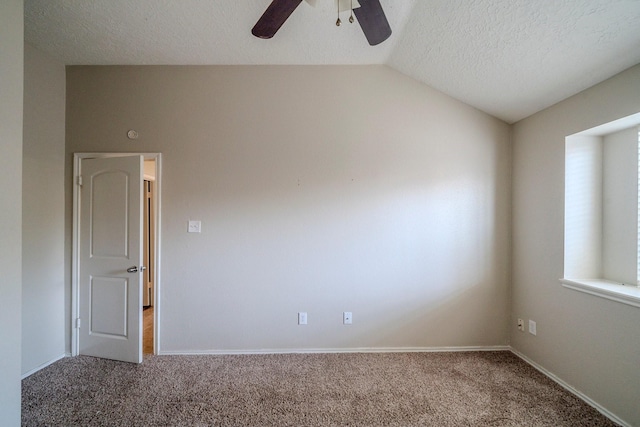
[
  {"xmin": 353, "ymin": 0, "xmax": 392, "ymax": 46},
  {"xmin": 252, "ymin": 0, "xmax": 303, "ymax": 39}
]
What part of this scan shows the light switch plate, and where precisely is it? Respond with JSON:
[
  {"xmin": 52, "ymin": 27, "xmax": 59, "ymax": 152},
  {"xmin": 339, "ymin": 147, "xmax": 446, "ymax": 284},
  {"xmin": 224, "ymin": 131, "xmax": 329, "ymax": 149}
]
[
  {"xmin": 298, "ymin": 312, "xmax": 307, "ymax": 325},
  {"xmin": 188, "ymin": 220, "xmax": 201, "ymax": 233}
]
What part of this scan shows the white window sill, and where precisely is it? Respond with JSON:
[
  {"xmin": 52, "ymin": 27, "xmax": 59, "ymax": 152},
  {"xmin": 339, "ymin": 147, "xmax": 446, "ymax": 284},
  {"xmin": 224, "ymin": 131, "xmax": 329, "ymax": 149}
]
[{"xmin": 561, "ymin": 278, "xmax": 640, "ymax": 308}]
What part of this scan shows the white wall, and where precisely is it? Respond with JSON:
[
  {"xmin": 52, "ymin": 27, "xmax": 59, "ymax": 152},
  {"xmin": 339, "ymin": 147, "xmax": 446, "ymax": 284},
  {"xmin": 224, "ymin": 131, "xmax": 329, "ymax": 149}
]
[
  {"xmin": 22, "ymin": 43, "xmax": 66, "ymax": 375},
  {"xmin": 512, "ymin": 64, "xmax": 640, "ymax": 425},
  {"xmin": 0, "ymin": 0, "xmax": 23, "ymax": 423},
  {"xmin": 66, "ymin": 65, "xmax": 511, "ymax": 353}
]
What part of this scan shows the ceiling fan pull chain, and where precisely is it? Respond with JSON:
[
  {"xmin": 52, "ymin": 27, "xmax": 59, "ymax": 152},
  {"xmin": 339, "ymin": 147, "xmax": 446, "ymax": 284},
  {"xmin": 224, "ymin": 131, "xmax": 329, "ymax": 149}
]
[{"xmin": 349, "ymin": 0, "xmax": 355, "ymax": 23}]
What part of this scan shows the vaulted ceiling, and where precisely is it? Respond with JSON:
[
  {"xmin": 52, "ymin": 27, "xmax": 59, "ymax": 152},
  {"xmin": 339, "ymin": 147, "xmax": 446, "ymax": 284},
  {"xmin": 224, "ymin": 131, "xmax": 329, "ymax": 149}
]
[{"xmin": 24, "ymin": 0, "xmax": 640, "ymax": 123}]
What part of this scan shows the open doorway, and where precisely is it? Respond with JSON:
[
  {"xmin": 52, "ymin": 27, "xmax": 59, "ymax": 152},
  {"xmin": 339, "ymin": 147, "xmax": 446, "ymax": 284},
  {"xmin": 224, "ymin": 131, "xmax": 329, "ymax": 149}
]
[
  {"xmin": 72, "ymin": 152, "xmax": 161, "ymax": 362},
  {"xmin": 143, "ymin": 160, "xmax": 157, "ymax": 354}
]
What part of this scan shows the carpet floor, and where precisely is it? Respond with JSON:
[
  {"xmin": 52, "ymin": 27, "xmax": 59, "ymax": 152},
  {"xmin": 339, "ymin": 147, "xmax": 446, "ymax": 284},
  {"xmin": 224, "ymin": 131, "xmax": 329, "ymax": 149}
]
[{"xmin": 22, "ymin": 351, "xmax": 618, "ymax": 426}]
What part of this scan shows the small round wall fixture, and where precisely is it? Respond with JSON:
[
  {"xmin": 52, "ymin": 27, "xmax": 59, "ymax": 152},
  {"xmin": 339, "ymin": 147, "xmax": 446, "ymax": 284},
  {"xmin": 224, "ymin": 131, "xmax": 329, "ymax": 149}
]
[{"xmin": 127, "ymin": 130, "xmax": 139, "ymax": 140}]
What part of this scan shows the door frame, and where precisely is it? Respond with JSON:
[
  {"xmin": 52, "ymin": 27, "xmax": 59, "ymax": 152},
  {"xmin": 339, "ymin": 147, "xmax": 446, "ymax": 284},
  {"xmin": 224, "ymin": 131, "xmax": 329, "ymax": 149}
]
[{"xmin": 71, "ymin": 152, "xmax": 162, "ymax": 357}]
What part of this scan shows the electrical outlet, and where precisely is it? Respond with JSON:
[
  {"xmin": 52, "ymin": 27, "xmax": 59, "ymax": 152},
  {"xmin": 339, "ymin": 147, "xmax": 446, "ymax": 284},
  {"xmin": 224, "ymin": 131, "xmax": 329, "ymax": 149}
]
[
  {"xmin": 343, "ymin": 311, "xmax": 352, "ymax": 325},
  {"xmin": 529, "ymin": 319, "xmax": 537, "ymax": 336},
  {"xmin": 517, "ymin": 318, "xmax": 524, "ymax": 332},
  {"xmin": 298, "ymin": 312, "xmax": 307, "ymax": 325}
]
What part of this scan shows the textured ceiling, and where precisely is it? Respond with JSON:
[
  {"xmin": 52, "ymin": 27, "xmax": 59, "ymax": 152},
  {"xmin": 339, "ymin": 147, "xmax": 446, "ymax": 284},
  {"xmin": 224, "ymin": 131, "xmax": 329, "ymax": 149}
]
[
  {"xmin": 389, "ymin": 0, "xmax": 640, "ymax": 122},
  {"xmin": 24, "ymin": 0, "xmax": 416, "ymax": 65},
  {"xmin": 24, "ymin": 0, "xmax": 640, "ymax": 123}
]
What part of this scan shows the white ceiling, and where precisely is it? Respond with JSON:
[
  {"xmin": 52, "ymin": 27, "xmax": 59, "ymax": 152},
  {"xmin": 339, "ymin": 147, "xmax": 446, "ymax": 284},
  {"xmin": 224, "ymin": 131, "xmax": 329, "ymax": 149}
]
[{"xmin": 24, "ymin": 0, "xmax": 640, "ymax": 123}]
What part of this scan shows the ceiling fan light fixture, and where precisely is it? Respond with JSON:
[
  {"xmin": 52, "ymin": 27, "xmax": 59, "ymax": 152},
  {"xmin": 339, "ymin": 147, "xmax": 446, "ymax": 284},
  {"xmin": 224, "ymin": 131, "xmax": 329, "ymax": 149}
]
[{"xmin": 252, "ymin": 0, "xmax": 391, "ymax": 45}]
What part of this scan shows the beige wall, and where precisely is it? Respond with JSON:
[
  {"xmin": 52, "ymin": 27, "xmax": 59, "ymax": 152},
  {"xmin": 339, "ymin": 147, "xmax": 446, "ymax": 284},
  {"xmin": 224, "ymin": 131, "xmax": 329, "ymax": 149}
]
[
  {"xmin": 0, "ymin": 0, "xmax": 23, "ymax": 423},
  {"xmin": 66, "ymin": 65, "xmax": 511, "ymax": 353},
  {"xmin": 512, "ymin": 64, "xmax": 640, "ymax": 425},
  {"xmin": 22, "ymin": 43, "xmax": 66, "ymax": 375}
]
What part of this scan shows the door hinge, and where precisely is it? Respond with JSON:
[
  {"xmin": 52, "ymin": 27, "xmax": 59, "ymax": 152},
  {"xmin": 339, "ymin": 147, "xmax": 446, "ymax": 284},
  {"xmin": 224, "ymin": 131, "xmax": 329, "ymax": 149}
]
[
  {"xmin": 76, "ymin": 318, "xmax": 81, "ymax": 329},
  {"xmin": 76, "ymin": 175, "xmax": 83, "ymax": 186}
]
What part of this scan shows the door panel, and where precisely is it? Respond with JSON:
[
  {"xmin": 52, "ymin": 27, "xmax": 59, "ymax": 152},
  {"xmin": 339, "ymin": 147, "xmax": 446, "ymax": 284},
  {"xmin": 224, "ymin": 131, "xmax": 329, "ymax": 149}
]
[
  {"xmin": 79, "ymin": 155, "xmax": 143, "ymax": 363},
  {"xmin": 90, "ymin": 276, "xmax": 128, "ymax": 337},
  {"xmin": 90, "ymin": 171, "xmax": 130, "ymax": 258}
]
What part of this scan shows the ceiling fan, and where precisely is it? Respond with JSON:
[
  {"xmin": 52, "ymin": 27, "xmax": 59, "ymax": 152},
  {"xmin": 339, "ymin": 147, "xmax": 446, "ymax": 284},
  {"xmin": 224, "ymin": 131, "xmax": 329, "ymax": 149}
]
[{"xmin": 251, "ymin": 0, "xmax": 392, "ymax": 46}]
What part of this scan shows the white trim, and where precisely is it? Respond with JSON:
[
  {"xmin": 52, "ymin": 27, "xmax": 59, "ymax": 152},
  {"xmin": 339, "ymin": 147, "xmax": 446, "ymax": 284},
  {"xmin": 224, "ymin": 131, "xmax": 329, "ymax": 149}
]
[
  {"xmin": 560, "ymin": 278, "xmax": 640, "ymax": 308},
  {"xmin": 71, "ymin": 156, "xmax": 81, "ymax": 356},
  {"xmin": 21, "ymin": 353, "xmax": 67, "ymax": 379},
  {"xmin": 510, "ymin": 348, "xmax": 630, "ymax": 427},
  {"xmin": 153, "ymin": 156, "xmax": 162, "ymax": 355},
  {"xmin": 72, "ymin": 153, "xmax": 162, "ymax": 358},
  {"xmin": 158, "ymin": 345, "xmax": 511, "ymax": 356}
]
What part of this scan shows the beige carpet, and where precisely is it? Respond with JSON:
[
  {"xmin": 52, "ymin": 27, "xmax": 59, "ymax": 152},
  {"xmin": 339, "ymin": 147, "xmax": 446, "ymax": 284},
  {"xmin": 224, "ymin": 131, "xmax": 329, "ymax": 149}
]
[{"xmin": 22, "ymin": 351, "xmax": 617, "ymax": 426}]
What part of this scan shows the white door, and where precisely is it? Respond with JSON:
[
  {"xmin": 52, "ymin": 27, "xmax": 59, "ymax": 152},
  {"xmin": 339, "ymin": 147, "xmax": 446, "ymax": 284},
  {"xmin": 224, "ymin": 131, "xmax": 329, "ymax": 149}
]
[{"xmin": 78, "ymin": 155, "xmax": 144, "ymax": 363}]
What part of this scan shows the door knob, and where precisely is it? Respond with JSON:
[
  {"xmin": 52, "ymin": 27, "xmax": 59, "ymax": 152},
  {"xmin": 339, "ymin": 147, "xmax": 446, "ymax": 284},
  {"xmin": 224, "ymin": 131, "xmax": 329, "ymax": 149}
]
[{"xmin": 127, "ymin": 266, "xmax": 147, "ymax": 273}]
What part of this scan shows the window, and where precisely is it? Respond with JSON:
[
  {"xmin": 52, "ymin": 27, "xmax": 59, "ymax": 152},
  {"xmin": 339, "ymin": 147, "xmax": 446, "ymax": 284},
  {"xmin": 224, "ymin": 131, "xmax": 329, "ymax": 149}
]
[{"xmin": 562, "ymin": 113, "xmax": 640, "ymax": 307}]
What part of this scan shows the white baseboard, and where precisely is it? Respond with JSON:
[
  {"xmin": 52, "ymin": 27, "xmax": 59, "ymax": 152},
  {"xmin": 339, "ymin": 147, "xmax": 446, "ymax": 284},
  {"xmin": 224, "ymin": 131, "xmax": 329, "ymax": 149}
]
[
  {"xmin": 510, "ymin": 348, "xmax": 629, "ymax": 427},
  {"xmin": 158, "ymin": 345, "xmax": 510, "ymax": 356},
  {"xmin": 21, "ymin": 353, "xmax": 68, "ymax": 379}
]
